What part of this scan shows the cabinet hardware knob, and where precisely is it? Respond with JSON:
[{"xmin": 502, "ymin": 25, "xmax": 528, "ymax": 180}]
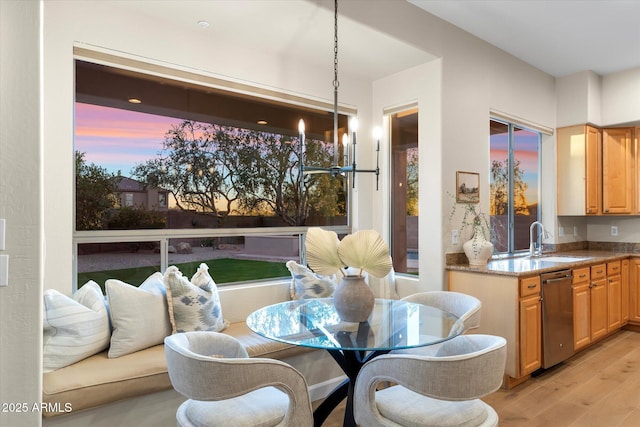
[{"xmin": 528, "ymin": 284, "xmax": 537, "ymax": 289}]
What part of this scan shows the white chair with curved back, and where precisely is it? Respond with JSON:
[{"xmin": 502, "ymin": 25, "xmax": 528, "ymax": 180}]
[
  {"xmin": 164, "ymin": 331, "xmax": 313, "ymax": 427},
  {"xmin": 354, "ymin": 334, "xmax": 507, "ymax": 427},
  {"xmin": 402, "ymin": 290, "xmax": 481, "ymax": 333}
]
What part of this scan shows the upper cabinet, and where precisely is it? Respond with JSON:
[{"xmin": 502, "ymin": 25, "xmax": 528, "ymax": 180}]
[
  {"xmin": 602, "ymin": 128, "xmax": 633, "ymax": 214},
  {"xmin": 636, "ymin": 127, "xmax": 640, "ymax": 214},
  {"xmin": 557, "ymin": 125, "xmax": 602, "ymax": 215},
  {"xmin": 557, "ymin": 124, "xmax": 636, "ymax": 216}
]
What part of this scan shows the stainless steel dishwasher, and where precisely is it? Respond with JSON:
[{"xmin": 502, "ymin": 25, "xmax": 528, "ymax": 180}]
[{"xmin": 540, "ymin": 269, "xmax": 575, "ymax": 368}]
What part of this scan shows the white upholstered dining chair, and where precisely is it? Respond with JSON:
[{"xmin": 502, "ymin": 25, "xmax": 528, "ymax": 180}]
[
  {"xmin": 164, "ymin": 331, "xmax": 313, "ymax": 427},
  {"xmin": 354, "ymin": 334, "xmax": 507, "ymax": 427},
  {"xmin": 401, "ymin": 291, "xmax": 481, "ymax": 333}
]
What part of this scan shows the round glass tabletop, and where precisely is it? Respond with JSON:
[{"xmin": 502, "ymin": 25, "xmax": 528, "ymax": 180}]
[{"xmin": 246, "ymin": 298, "xmax": 464, "ymax": 352}]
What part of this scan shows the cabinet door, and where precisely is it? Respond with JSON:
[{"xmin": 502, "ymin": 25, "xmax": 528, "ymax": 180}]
[
  {"xmin": 590, "ymin": 277, "xmax": 608, "ymax": 341},
  {"xmin": 573, "ymin": 282, "xmax": 591, "ymax": 350},
  {"xmin": 630, "ymin": 259, "xmax": 640, "ymax": 323},
  {"xmin": 622, "ymin": 259, "xmax": 630, "ymax": 324},
  {"xmin": 602, "ymin": 127, "xmax": 633, "ymax": 214},
  {"xmin": 585, "ymin": 125, "xmax": 602, "ymax": 214},
  {"xmin": 520, "ymin": 294, "xmax": 542, "ymax": 376},
  {"xmin": 636, "ymin": 127, "xmax": 640, "ymax": 214},
  {"xmin": 608, "ymin": 273, "xmax": 622, "ymax": 330}
]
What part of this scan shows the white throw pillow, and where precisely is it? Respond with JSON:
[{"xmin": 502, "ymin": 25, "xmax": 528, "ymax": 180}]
[
  {"xmin": 105, "ymin": 272, "xmax": 172, "ymax": 358},
  {"xmin": 164, "ymin": 264, "xmax": 227, "ymax": 333},
  {"xmin": 286, "ymin": 260, "xmax": 337, "ymax": 300},
  {"xmin": 43, "ymin": 281, "xmax": 110, "ymax": 372}
]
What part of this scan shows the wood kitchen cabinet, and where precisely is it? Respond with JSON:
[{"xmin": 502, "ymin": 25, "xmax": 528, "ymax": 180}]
[
  {"xmin": 557, "ymin": 125, "xmax": 635, "ymax": 216},
  {"xmin": 557, "ymin": 125, "xmax": 601, "ymax": 215},
  {"xmin": 622, "ymin": 258, "xmax": 629, "ymax": 324},
  {"xmin": 629, "ymin": 258, "xmax": 640, "ymax": 323},
  {"xmin": 447, "ymin": 271, "xmax": 541, "ymax": 387},
  {"xmin": 602, "ymin": 128, "xmax": 634, "ymax": 214},
  {"xmin": 572, "ymin": 267, "xmax": 591, "ymax": 350},
  {"xmin": 607, "ymin": 261, "xmax": 622, "ymax": 330},
  {"xmin": 590, "ymin": 263, "xmax": 608, "ymax": 341},
  {"xmin": 519, "ymin": 276, "xmax": 542, "ymax": 376},
  {"xmin": 636, "ymin": 127, "xmax": 640, "ymax": 214}
]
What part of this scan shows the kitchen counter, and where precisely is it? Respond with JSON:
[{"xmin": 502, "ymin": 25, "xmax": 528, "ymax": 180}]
[{"xmin": 446, "ymin": 250, "xmax": 635, "ymax": 277}]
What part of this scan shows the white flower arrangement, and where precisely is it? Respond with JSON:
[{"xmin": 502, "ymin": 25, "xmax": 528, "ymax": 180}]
[{"xmin": 304, "ymin": 228, "xmax": 392, "ymax": 278}]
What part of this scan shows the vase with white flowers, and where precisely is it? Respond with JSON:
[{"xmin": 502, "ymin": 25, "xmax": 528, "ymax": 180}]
[
  {"xmin": 450, "ymin": 201, "xmax": 494, "ymax": 266},
  {"xmin": 304, "ymin": 227, "xmax": 392, "ymax": 322}
]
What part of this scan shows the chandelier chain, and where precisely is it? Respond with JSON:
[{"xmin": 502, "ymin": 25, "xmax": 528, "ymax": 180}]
[{"xmin": 333, "ymin": 0, "xmax": 339, "ymax": 90}]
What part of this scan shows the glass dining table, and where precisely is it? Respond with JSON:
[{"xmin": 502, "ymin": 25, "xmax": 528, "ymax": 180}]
[{"xmin": 246, "ymin": 297, "xmax": 464, "ymax": 427}]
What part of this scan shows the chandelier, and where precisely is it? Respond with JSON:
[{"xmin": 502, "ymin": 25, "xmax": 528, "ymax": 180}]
[{"xmin": 297, "ymin": 0, "xmax": 381, "ymax": 190}]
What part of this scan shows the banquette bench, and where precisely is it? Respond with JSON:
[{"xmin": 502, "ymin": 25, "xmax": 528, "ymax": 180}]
[
  {"xmin": 41, "ymin": 262, "xmax": 410, "ymax": 426},
  {"xmin": 42, "ymin": 321, "xmax": 315, "ymax": 419}
]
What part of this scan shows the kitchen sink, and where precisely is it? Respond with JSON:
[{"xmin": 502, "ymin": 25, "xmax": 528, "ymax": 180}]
[{"xmin": 538, "ymin": 256, "xmax": 593, "ymax": 263}]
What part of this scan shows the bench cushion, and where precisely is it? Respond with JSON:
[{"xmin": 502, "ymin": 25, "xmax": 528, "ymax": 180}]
[
  {"xmin": 42, "ymin": 322, "xmax": 314, "ymax": 417},
  {"xmin": 42, "ymin": 344, "xmax": 170, "ymax": 417}
]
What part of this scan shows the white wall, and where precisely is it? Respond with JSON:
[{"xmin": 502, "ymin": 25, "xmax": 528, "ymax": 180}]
[
  {"xmin": 42, "ymin": 0, "xmax": 375, "ymax": 294},
  {"xmin": 0, "ymin": 1, "xmax": 43, "ymax": 426},
  {"xmin": 602, "ymin": 67, "xmax": 640, "ymax": 126},
  {"xmin": 44, "ymin": 0, "xmax": 558, "ymax": 290},
  {"xmin": 556, "ymin": 71, "xmax": 602, "ymax": 127},
  {"xmin": 5, "ymin": 2, "xmax": 635, "ymax": 423},
  {"xmin": 373, "ymin": 60, "xmax": 443, "ymax": 292}
]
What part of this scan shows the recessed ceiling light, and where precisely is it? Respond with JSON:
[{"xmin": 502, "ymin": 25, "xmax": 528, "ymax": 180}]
[
  {"xmin": 128, "ymin": 98, "xmax": 142, "ymax": 104},
  {"xmin": 197, "ymin": 20, "xmax": 210, "ymax": 29},
  {"xmin": 257, "ymin": 120, "xmax": 268, "ymax": 125}
]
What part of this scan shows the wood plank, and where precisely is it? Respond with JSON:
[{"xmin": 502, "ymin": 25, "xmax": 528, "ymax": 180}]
[{"xmin": 484, "ymin": 330, "xmax": 640, "ymax": 426}]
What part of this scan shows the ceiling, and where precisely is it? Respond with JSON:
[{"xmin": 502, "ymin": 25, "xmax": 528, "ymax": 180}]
[
  {"xmin": 106, "ymin": 0, "xmax": 434, "ymax": 82},
  {"xmin": 409, "ymin": 0, "xmax": 640, "ymax": 78},
  {"xmin": 105, "ymin": 0, "xmax": 639, "ymax": 80}
]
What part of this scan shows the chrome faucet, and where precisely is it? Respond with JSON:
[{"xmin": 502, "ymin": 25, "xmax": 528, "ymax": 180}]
[{"xmin": 529, "ymin": 221, "xmax": 546, "ymax": 257}]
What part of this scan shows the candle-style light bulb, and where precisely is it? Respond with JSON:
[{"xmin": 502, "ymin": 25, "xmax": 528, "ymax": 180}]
[
  {"xmin": 342, "ymin": 133, "xmax": 350, "ymax": 164},
  {"xmin": 373, "ymin": 126, "xmax": 382, "ymax": 141},
  {"xmin": 349, "ymin": 117, "xmax": 359, "ymax": 133},
  {"xmin": 298, "ymin": 119, "xmax": 305, "ymax": 152}
]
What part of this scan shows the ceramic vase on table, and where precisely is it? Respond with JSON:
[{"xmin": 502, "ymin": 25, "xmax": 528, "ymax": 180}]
[
  {"xmin": 463, "ymin": 227, "xmax": 494, "ymax": 267},
  {"xmin": 333, "ymin": 275, "xmax": 375, "ymax": 322}
]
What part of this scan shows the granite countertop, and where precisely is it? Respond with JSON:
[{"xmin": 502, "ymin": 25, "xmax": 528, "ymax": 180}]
[{"xmin": 446, "ymin": 250, "xmax": 635, "ymax": 277}]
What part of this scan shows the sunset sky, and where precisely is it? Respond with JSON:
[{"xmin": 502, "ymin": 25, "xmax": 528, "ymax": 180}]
[
  {"xmin": 489, "ymin": 128, "xmax": 540, "ymax": 205},
  {"xmin": 75, "ymin": 103, "xmax": 182, "ymax": 176},
  {"xmin": 76, "ymin": 101, "xmax": 540, "ymax": 205}
]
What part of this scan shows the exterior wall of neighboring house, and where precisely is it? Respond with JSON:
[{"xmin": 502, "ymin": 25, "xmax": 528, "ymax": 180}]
[{"xmin": 116, "ymin": 177, "xmax": 168, "ymax": 210}]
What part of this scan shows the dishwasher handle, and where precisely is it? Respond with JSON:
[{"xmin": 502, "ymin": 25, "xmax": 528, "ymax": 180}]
[{"xmin": 542, "ymin": 275, "xmax": 573, "ymax": 285}]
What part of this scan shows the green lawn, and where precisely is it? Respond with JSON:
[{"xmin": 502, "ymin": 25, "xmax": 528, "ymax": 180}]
[{"xmin": 78, "ymin": 258, "xmax": 289, "ymax": 292}]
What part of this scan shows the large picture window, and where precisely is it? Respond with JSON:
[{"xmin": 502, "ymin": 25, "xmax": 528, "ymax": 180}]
[
  {"xmin": 489, "ymin": 118, "xmax": 541, "ymax": 254},
  {"xmin": 74, "ymin": 59, "xmax": 352, "ymax": 287}
]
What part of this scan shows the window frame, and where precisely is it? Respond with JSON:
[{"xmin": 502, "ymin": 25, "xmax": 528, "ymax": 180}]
[
  {"xmin": 72, "ymin": 49, "xmax": 356, "ymax": 289},
  {"xmin": 489, "ymin": 117, "xmax": 542, "ymax": 256}
]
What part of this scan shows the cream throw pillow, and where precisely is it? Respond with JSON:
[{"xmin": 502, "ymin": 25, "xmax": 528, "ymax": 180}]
[
  {"xmin": 164, "ymin": 264, "xmax": 227, "ymax": 333},
  {"xmin": 105, "ymin": 272, "xmax": 172, "ymax": 358},
  {"xmin": 43, "ymin": 281, "xmax": 110, "ymax": 372}
]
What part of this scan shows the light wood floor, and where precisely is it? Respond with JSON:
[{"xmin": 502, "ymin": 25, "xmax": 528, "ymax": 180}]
[{"xmin": 319, "ymin": 330, "xmax": 640, "ymax": 426}]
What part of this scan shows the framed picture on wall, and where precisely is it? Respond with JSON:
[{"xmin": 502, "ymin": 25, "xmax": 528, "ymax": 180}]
[{"xmin": 456, "ymin": 171, "xmax": 480, "ymax": 203}]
